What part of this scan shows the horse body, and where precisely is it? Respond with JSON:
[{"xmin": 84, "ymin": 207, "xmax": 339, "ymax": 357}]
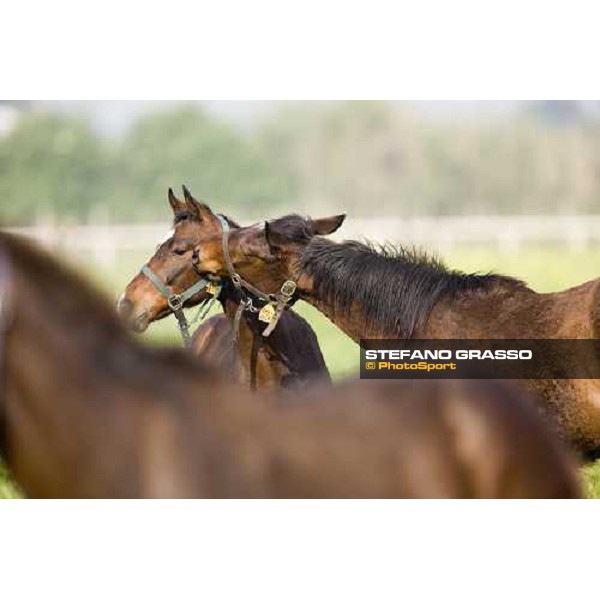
[
  {"xmin": 423, "ymin": 280, "xmax": 600, "ymax": 457},
  {"xmin": 183, "ymin": 211, "xmax": 600, "ymax": 458},
  {"xmin": 0, "ymin": 231, "xmax": 579, "ymax": 498},
  {"xmin": 313, "ymin": 270, "xmax": 600, "ymax": 459}
]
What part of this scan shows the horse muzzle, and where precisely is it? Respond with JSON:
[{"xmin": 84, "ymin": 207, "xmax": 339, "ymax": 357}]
[{"xmin": 116, "ymin": 295, "xmax": 150, "ymax": 333}]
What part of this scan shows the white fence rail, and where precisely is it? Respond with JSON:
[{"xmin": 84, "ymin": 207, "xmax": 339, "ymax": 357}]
[{"xmin": 5, "ymin": 215, "xmax": 600, "ymax": 267}]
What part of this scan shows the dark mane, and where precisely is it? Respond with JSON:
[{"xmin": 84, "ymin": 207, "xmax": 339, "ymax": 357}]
[
  {"xmin": 220, "ymin": 214, "xmax": 240, "ymax": 228},
  {"xmin": 299, "ymin": 237, "xmax": 527, "ymax": 338}
]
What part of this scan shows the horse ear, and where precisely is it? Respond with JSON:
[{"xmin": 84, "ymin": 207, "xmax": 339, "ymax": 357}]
[
  {"xmin": 264, "ymin": 221, "xmax": 288, "ymax": 251},
  {"xmin": 311, "ymin": 214, "xmax": 346, "ymax": 236},
  {"xmin": 182, "ymin": 185, "xmax": 214, "ymax": 222},
  {"xmin": 182, "ymin": 184, "xmax": 194, "ymax": 204},
  {"xmin": 167, "ymin": 188, "xmax": 186, "ymax": 216}
]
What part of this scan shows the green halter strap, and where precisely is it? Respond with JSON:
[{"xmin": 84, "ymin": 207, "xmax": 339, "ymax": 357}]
[{"xmin": 140, "ymin": 265, "xmax": 213, "ymax": 348}]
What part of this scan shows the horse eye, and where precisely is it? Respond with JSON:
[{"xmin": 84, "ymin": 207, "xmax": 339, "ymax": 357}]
[{"xmin": 172, "ymin": 247, "xmax": 188, "ymax": 256}]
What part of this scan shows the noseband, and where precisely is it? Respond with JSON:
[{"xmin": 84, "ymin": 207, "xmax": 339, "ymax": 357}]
[
  {"xmin": 215, "ymin": 215, "xmax": 298, "ymax": 339},
  {"xmin": 140, "ymin": 265, "xmax": 220, "ymax": 348}
]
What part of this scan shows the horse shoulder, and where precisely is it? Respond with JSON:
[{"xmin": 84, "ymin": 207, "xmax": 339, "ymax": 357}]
[
  {"xmin": 267, "ymin": 308, "xmax": 331, "ymax": 382},
  {"xmin": 190, "ymin": 314, "xmax": 235, "ymax": 368},
  {"xmin": 539, "ymin": 278, "xmax": 600, "ymax": 337}
]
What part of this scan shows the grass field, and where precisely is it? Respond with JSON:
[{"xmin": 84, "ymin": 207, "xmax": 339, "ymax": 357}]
[{"xmin": 1, "ymin": 242, "xmax": 600, "ymax": 498}]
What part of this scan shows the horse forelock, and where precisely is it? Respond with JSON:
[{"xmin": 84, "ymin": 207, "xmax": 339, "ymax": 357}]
[{"xmin": 268, "ymin": 214, "xmax": 313, "ymax": 245}]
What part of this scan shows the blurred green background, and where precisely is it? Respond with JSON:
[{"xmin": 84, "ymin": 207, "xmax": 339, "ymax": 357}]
[
  {"xmin": 1, "ymin": 100, "xmax": 600, "ymax": 498},
  {"xmin": 2, "ymin": 100, "xmax": 600, "ymax": 225}
]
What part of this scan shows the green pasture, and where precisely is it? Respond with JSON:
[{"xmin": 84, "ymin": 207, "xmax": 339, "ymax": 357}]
[{"xmin": 2, "ymin": 242, "xmax": 600, "ymax": 498}]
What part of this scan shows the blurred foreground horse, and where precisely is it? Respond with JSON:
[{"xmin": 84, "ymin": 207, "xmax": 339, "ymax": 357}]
[
  {"xmin": 0, "ymin": 231, "xmax": 579, "ymax": 498},
  {"xmin": 118, "ymin": 187, "xmax": 329, "ymax": 391},
  {"xmin": 185, "ymin": 209, "xmax": 600, "ymax": 460}
]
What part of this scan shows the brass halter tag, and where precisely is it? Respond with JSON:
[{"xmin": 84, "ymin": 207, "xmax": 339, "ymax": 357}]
[
  {"xmin": 206, "ymin": 281, "xmax": 220, "ymax": 296},
  {"xmin": 258, "ymin": 303, "xmax": 276, "ymax": 324}
]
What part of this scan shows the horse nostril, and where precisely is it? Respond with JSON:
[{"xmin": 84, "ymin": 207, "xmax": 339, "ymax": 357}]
[{"xmin": 116, "ymin": 295, "xmax": 134, "ymax": 318}]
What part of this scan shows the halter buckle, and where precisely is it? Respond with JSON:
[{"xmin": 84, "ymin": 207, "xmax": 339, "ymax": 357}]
[
  {"xmin": 168, "ymin": 294, "xmax": 184, "ymax": 312},
  {"xmin": 280, "ymin": 280, "xmax": 297, "ymax": 298}
]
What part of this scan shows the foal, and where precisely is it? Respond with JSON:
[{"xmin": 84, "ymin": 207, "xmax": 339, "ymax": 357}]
[
  {"xmin": 118, "ymin": 188, "xmax": 329, "ymax": 390},
  {"xmin": 0, "ymin": 231, "xmax": 579, "ymax": 498},
  {"xmin": 186, "ymin": 210, "xmax": 600, "ymax": 459}
]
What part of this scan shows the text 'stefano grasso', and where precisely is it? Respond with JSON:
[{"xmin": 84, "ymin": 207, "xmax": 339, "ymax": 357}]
[{"xmin": 360, "ymin": 339, "xmax": 600, "ymax": 379}]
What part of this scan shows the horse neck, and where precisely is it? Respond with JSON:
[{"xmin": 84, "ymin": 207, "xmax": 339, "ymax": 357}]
[
  {"xmin": 293, "ymin": 241, "xmax": 524, "ymax": 343},
  {"xmin": 294, "ymin": 272, "xmax": 386, "ymax": 343},
  {"xmin": 305, "ymin": 293, "xmax": 374, "ymax": 343}
]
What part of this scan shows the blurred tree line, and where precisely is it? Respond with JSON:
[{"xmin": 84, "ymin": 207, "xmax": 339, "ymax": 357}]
[{"xmin": 1, "ymin": 101, "xmax": 600, "ymax": 225}]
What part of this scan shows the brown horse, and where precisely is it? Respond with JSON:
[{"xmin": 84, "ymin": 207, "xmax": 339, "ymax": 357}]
[
  {"xmin": 185, "ymin": 210, "xmax": 600, "ymax": 459},
  {"xmin": 0, "ymin": 231, "xmax": 579, "ymax": 498},
  {"xmin": 118, "ymin": 187, "xmax": 330, "ymax": 390}
]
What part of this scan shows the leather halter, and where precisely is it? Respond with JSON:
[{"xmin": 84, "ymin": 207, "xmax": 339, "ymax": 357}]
[
  {"xmin": 215, "ymin": 215, "xmax": 298, "ymax": 338},
  {"xmin": 140, "ymin": 265, "xmax": 219, "ymax": 348}
]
